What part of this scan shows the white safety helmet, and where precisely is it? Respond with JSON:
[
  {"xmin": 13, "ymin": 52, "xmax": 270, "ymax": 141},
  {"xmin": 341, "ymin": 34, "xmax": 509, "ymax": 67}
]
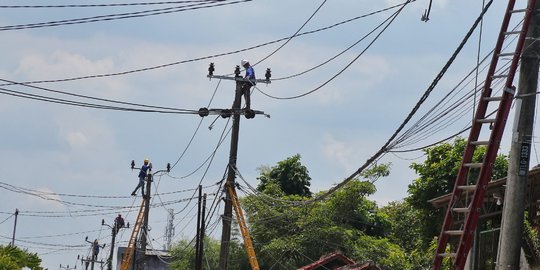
[{"xmin": 241, "ymin": 59, "xmax": 249, "ymax": 66}]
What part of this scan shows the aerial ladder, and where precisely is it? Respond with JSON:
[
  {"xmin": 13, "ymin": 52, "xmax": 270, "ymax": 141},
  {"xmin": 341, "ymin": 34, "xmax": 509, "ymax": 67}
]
[
  {"xmin": 226, "ymin": 183, "xmax": 260, "ymax": 270},
  {"xmin": 120, "ymin": 199, "xmax": 146, "ymax": 270},
  {"xmin": 433, "ymin": 0, "xmax": 537, "ymax": 269}
]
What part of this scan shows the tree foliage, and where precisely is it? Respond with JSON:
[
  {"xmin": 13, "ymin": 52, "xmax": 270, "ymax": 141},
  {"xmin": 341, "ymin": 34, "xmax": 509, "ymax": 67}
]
[
  {"xmin": 257, "ymin": 154, "xmax": 312, "ymax": 197},
  {"xmin": 380, "ymin": 200, "xmax": 435, "ymax": 269},
  {"xmin": 0, "ymin": 245, "xmax": 42, "ymax": 270},
  {"xmin": 169, "ymin": 237, "xmax": 248, "ymax": 270},
  {"xmin": 243, "ymin": 162, "xmax": 408, "ymax": 269},
  {"xmin": 406, "ymin": 137, "xmax": 508, "ymax": 242}
]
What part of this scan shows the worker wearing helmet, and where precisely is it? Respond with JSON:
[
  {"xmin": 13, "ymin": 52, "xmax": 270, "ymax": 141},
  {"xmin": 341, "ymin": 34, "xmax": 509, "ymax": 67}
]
[
  {"xmin": 237, "ymin": 59, "xmax": 255, "ymax": 111},
  {"xmin": 131, "ymin": 158, "xmax": 152, "ymax": 197}
]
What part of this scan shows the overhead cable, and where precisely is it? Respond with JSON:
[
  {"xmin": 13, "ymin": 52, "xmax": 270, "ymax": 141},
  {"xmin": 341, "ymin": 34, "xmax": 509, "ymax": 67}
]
[
  {"xmin": 0, "ymin": 0, "xmax": 251, "ymax": 31},
  {"xmin": 0, "ymin": 1, "xmax": 216, "ymax": 8},
  {"xmin": 2, "ymin": 2, "xmax": 409, "ymax": 86},
  {"xmin": 0, "ymin": 78, "xmax": 197, "ymax": 113},
  {"xmin": 294, "ymin": 0, "xmax": 493, "ymax": 204},
  {"xmin": 255, "ymin": 0, "xmax": 410, "ymax": 100},
  {"xmin": 252, "ymin": 0, "xmax": 328, "ymax": 68}
]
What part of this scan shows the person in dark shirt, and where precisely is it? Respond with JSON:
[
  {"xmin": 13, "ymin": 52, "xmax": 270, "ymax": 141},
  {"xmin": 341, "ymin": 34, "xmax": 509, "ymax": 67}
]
[
  {"xmin": 131, "ymin": 158, "xmax": 151, "ymax": 196},
  {"xmin": 114, "ymin": 214, "xmax": 125, "ymax": 233}
]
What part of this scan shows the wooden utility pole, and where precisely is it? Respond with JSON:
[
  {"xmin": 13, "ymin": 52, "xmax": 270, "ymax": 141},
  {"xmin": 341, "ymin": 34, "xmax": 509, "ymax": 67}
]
[{"xmin": 496, "ymin": 1, "xmax": 540, "ymax": 268}]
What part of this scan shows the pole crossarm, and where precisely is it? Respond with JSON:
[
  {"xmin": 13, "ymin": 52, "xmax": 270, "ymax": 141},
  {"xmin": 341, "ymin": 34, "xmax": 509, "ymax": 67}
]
[
  {"xmin": 207, "ymin": 74, "xmax": 271, "ymax": 84},
  {"xmin": 197, "ymin": 107, "xmax": 270, "ymax": 118}
]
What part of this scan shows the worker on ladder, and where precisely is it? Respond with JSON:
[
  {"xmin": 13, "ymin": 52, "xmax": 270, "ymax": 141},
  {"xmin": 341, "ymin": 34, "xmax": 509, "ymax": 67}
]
[{"xmin": 131, "ymin": 158, "xmax": 151, "ymax": 197}]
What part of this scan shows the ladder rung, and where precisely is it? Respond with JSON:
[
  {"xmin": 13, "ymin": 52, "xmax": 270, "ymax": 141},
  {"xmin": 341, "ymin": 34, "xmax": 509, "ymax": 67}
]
[
  {"xmin": 438, "ymin": 253, "xmax": 457, "ymax": 258},
  {"xmin": 477, "ymin": 118, "xmax": 497, "ymax": 124},
  {"xmin": 498, "ymin": 52, "xmax": 515, "ymax": 57},
  {"xmin": 464, "ymin": 162, "xmax": 483, "ymax": 168},
  {"xmin": 504, "ymin": 30, "xmax": 522, "ymax": 35},
  {"xmin": 510, "ymin": 8, "xmax": 527, "ymax": 13},
  {"xmin": 445, "ymin": 230, "xmax": 464, "ymax": 236},
  {"xmin": 492, "ymin": 74, "xmax": 509, "ymax": 79},
  {"xmin": 457, "ymin": 185, "xmax": 477, "ymax": 191},
  {"xmin": 483, "ymin": 96, "xmax": 503, "ymax": 102},
  {"xmin": 453, "ymin": 207, "xmax": 470, "ymax": 213}
]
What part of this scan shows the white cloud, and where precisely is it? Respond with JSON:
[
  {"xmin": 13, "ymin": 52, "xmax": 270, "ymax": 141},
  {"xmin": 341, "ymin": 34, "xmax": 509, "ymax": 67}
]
[
  {"xmin": 322, "ymin": 135, "xmax": 357, "ymax": 171},
  {"xmin": 17, "ymin": 51, "xmax": 115, "ymax": 78},
  {"xmin": 65, "ymin": 131, "xmax": 88, "ymax": 149}
]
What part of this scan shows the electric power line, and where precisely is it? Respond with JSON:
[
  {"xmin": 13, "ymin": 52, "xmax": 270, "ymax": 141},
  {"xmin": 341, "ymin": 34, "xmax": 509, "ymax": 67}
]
[
  {"xmin": 0, "ymin": 0, "xmax": 251, "ymax": 31},
  {"xmin": 1, "ymin": 1, "xmax": 410, "ymax": 87},
  {"xmin": 0, "ymin": 1, "xmax": 217, "ymax": 8}
]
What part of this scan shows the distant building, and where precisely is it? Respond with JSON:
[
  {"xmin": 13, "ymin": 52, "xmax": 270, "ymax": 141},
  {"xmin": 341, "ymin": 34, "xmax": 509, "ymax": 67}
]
[
  {"xmin": 298, "ymin": 251, "xmax": 381, "ymax": 270},
  {"xmin": 116, "ymin": 247, "xmax": 171, "ymax": 270}
]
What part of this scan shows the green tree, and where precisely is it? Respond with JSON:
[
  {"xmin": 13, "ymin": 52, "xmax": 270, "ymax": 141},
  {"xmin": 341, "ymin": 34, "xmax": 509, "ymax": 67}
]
[
  {"xmin": 244, "ymin": 162, "xmax": 408, "ymax": 269},
  {"xmin": 406, "ymin": 137, "xmax": 508, "ymax": 245},
  {"xmin": 169, "ymin": 237, "xmax": 248, "ymax": 270},
  {"xmin": 0, "ymin": 245, "xmax": 42, "ymax": 270},
  {"xmin": 257, "ymin": 154, "xmax": 312, "ymax": 197},
  {"xmin": 380, "ymin": 200, "xmax": 433, "ymax": 269}
]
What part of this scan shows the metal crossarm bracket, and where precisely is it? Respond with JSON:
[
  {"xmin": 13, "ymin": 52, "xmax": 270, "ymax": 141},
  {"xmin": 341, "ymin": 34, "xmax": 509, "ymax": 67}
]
[{"xmin": 207, "ymin": 74, "xmax": 271, "ymax": 84}]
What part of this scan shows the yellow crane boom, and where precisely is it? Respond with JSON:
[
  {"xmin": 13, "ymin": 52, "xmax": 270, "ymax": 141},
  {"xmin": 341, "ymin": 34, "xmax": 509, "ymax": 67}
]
[{"xmin": 226, "ymin": 183, "xmax": 260, "ymax": 270}]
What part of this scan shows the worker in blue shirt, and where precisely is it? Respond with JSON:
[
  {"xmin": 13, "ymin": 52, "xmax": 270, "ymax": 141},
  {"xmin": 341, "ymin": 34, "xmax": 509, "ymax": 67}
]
[
  {"xmin": 85, "ymin": 238, "xmax": 105, "ymax": 260},
  {"xmin": 237, "ymin": 59, "xmax": 255, "ymax": 110},
  {"xmin": 131, "ymin": 158, "xmax": 151, "ymax": 197}
]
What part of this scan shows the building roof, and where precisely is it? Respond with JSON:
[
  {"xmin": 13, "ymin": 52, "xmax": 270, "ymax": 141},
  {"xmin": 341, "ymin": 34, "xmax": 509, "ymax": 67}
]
[
  {"xmin": 297, "ymin": 251, "xmax": 381, "ymax": 270},
  {"xmin": 298, "ymin": 251, "xmax": 355, "ymax": 270}
]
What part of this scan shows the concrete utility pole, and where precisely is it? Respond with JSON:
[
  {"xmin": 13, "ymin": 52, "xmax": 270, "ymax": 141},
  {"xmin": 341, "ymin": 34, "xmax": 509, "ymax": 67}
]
[
  {"xmin": 206, "ymin": 63, "xmax": 271, "ymax": 270},
  {"xmin": 11, "ymin": 208, "xmax": 18, "ymax": 246},
  {"xmin": 195, "ymin": 185, "xmax": 203, "ymax": 270},
  {"xmin": 196, "ymin": 193, "xmax": 207, "ymax": 270},
  {"xmin": 130, "ymin": 160, "xmax": 170, "ymax": 270},
  {"xmin": 496, "ymin": 1, "xmax": 540, "ymax": 268},
  {"xmin": 218, "ymin": 72, "xmax": 243, "ymax": 270},
  {"xmin": 140, "ymin": 172, "xmax": 152, "ymax": 254},
  {"xmin": 102, "ymin": 216, "xmax": 128, "ymax": 270},
  {"xmin": 137, "ymin": 171, "xmax": 153, "ymax": 270}
]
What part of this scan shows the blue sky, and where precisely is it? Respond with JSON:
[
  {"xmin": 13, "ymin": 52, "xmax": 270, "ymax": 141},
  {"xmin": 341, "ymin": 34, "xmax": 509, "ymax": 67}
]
[{"xmin": 0, "ymin": 0, "xmax": 536, "ymax": 268}]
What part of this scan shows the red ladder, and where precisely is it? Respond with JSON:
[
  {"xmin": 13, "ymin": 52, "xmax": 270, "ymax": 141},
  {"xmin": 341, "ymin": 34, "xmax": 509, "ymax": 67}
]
[{"xmin": 432, "ymin": 0, "xmax": 537, "ymax": 269}]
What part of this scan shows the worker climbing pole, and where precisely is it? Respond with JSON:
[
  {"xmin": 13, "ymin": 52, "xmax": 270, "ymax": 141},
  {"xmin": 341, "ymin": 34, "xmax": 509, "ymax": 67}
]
[{"xmin": 121, "ymin": 160, "xmax": 170, "ymax": 270}]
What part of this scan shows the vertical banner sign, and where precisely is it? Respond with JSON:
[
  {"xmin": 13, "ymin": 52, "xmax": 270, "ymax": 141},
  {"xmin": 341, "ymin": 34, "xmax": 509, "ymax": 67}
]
[{"xmin": 519, "ymin": 141, "xmax": 532, "ymax": 176}]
